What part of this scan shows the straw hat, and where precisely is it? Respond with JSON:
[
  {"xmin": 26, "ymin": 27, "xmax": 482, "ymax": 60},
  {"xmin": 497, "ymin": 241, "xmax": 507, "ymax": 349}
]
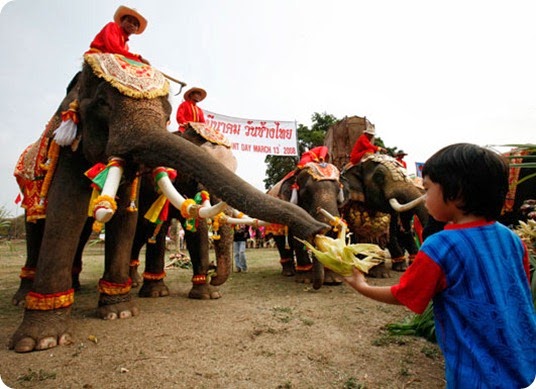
[
  {"xmin": 114, "ymin": 6, "xmax": 148, "ymax": 34},
  {"xmin": 184, "ymin": 87, "xmax": 207, "ymax": 102},
  {"xmin": 364, "ymin": 127, "xmax": 376, "ymax": 135}
]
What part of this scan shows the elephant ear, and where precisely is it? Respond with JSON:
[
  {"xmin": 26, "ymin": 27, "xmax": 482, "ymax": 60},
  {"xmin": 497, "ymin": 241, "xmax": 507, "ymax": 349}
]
[
  {"xmin": 275, "ymin": 170, "xmax": 299, "ymax": 202},
  {"xmin": 344, "ymin": 165, "xmax": 366, "ymax": 202}
]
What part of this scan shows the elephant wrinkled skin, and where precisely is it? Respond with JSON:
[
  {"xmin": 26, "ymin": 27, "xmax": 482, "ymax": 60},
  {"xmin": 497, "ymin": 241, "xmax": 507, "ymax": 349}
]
[{"xmin": 9, "ymin": 56, "xmax": 328, "ymax": 353}]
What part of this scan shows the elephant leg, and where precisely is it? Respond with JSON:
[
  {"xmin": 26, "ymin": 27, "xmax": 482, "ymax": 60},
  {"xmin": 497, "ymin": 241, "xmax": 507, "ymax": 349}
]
[
  {"xmin": 273, "ymin": 234, "xmax": 296, "ymax": 276},
  {"xmin": 12, "ymin": 218, "xmax": 44, "ymax": 307},
  {"xmin": 97, "ymin": 186, "xmax": 140, "ymax": 320},
  {"xmin": 184, "ymin": 219, "xmax": 221, "ymax": 300},
  {"xmin": 71, "ymin": 218, "xmax": 93, "ymax": 291},
  {"xmin": 293, "ymin": 234, "xmax": 313, "ymax": 284},
  {"xmin": 129, "ymin": 217, "xmax": 151, "ymax": 288},
  {"xmin": 10, "ymin": 152, "xmax": 89, "ymax": 353},
  {"xmin": 210, "ymin": 221, "xmax": 233, "ymax": 286},
  {"xmin": 387, "ymin": 214, "xmax": 407, "ymax": 272},
  {"xmin": 398, "ymin": 213, "xmax": 419, "ymax": 265},
  {"xmin": 138, "ymin": 220, "xmax": 170, "ymax": 298}
]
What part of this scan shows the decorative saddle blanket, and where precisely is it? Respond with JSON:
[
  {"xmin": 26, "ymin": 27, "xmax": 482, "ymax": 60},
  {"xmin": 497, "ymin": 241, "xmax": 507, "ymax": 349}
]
[
  {"xmin": 186, "ymin": 122, "xmax": 232, "ymax": 148},
  {"xmin": 344, "ymin": 154, "xmax": 413, "ymax": 184},
  {"xmin": 303, "ymin": 162, "xmax": 340, "ymax": 181},
  {"xmin": 84, "ymin": 53, "xmax": 169, "ymax": 99}
]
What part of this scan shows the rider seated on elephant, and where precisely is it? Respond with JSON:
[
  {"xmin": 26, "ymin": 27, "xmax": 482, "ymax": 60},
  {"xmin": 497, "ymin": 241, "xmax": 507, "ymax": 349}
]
[
  {"xmin": 85, "ymin": 5, "xmax": 150, "ymax": 65},
  {"xmin": 349, "ymin": 127, "xmax": 386, "ymax": 165},
  {"xmin": 176, "ymin": 87, "xmax": 207, "ymax": 133},
  {"xmin": 297, "ymin": 146, "xmax": 330, "ymax": 168}
]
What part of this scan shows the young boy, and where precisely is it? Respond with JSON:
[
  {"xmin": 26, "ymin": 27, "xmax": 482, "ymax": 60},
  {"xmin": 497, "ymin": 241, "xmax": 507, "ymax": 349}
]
[{"xmin": 344, "ymin": 143, "xmax": 536, "ymax": 388}]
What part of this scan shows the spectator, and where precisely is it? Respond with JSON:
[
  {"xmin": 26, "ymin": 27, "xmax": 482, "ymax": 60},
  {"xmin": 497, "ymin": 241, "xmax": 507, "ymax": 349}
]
[{"xmin": 233, "ymin": 224, "xmax": 250, "ymax": 272}]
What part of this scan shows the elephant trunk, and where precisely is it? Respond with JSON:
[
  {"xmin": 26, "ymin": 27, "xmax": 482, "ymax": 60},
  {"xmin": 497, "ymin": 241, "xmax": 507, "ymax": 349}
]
[{"xmin": 119, "ymin": 130, "xmax": 329, "ymax": 240}]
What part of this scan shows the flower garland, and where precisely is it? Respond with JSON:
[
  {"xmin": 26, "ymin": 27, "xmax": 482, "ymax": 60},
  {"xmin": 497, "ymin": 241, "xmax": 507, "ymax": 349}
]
[
  {"xmin": 19, "ymin": 266, "xmax": 36, "ymax": 280},
  {"xmin": 91, "ymin": 194, "xmax": 117, "ymax": 233},
  {"xmin": 142, "ymin": 271, "xmax": 166, "ymax": 281},
  {"xmin": 127, "ymin": 176, "xmax": 140, "ymax": 212},
  {"xmin": 35, "ymin": 140, "xmax": 60, "ymax": 212}
]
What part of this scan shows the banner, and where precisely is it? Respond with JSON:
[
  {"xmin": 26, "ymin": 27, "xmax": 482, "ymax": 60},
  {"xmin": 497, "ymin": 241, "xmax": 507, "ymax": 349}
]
[{"xmin": 204, "ymin": 110, "xmax": 298, "ymax": 156}]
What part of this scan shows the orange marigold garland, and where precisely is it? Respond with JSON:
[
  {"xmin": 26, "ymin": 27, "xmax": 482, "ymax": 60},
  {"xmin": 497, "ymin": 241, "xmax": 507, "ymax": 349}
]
[
  {"xmin": 26, "ymin": 289, "xmax": 74, "ymax": 310},
  {"xmin": 127, "ymin": 176, "xmax": 140, "ymax": 212},
  {"xmin": 191, "ymin": 274, "xmax": 207, "ymax": 285},
  {"xmin": 35, "ymin": 140, "xmax": 60, "ymax": 212},
  {"xmin": 91, "ymin": 194, "xmax": 117, "ymax": 233}
]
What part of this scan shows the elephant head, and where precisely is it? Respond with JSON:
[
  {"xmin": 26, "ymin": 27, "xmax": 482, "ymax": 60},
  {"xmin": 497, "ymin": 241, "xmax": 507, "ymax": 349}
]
[
  {"xmin": 342, "ymin": 154, "xmax": 428, "ymax": 272},
  {"xmin": 276, "ymin": 161, "xmax": 348, "ymax": 289},
  {"xmin": 10, "ymin": 54, "xmax": 328, "ymax": 353}
]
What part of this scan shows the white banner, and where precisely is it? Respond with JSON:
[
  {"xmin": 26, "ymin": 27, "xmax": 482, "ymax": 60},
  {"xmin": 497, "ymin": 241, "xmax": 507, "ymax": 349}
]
[{"xmin": 204, "ymin": 110, "xmax": 298, "ymax": 156}]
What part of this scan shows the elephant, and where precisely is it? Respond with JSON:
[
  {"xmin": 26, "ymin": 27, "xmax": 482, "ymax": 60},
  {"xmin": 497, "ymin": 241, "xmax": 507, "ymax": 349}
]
[
  {"xmin": 129, "ymin": 125, "xmax": 238, "ymax": 300},
  {"xmin": 341, "ymin": 154, "xmax": 428, "ymax": 272},
  {"xmin": 499, "ymin": 149, "xmax": 536, "ymax": 227},
  {"xmin": 267, "ymin": 159, "xmax": 349, "ymax": 289},
  {"xmin": 9, "ymin": 53, "xmax": 328, "ymax": 353}
]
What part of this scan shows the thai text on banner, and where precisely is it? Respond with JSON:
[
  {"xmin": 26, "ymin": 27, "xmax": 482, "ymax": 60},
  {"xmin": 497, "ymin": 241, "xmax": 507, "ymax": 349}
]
[{"xmin": 204, "ymin": 110, "xmax": 298, "ymax": 156}]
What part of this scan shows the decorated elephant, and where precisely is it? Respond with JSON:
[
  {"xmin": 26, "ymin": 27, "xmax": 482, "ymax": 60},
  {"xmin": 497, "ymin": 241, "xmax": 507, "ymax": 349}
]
[
  {"xmin": 341, "ymin": 154, "xmax": 428, "ymax": 272},
  {"xmin": 267, "ymin": 148, "xmax": 348, "ymax": 289},
  {"xmin": 129, "ymin": 124, "xmax": 238, "ymax": 300},
  {"xmin": 9, "ymin": 53, "xmax": 328, "ymax": 353},
  {"xmin": 499, "ymin": 148, "xmax": 536, "ymax": 227}
]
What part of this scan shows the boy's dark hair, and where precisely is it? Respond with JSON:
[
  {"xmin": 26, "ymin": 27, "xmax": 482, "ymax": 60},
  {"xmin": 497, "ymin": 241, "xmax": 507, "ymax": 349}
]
[{"xmin": 422, "ymin": 143, "xmax": 509, "ymax": 220}]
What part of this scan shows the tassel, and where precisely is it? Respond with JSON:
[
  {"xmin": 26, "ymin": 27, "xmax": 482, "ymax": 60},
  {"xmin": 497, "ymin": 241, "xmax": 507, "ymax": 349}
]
[{"xmin": 53, "ymin": 100, "xmax": 79, "ymax": 146}]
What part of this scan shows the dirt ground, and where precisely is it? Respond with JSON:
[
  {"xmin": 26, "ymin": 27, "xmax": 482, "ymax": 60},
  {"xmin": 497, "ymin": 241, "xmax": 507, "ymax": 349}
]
[{"xmin": 0, "ymin": 240, "xmax": 445, "ymax": 389}]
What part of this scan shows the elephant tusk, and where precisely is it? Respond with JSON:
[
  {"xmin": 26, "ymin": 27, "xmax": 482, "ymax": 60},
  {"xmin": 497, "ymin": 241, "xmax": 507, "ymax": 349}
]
[
  {"xmin": 389, "ymin": 194, "xmax": 426, "ymax": 213},
  {"xmin": 198, "ymin": 201, "xmax": 227, "ymax": 218},
  {"xmin": 94, "ymin": 160, "xmax": 123, "ymax": 223},
  {"xmin": 290, "ymin": 188, "xmax": 298, "ymax": 204},
  {"xmin": 319, "ymin": 208, "xmax": 346, "ymax": 230},
  {"xmin": 156, "ymin": 172, "xmax": 189, "ymax": 211},
  {"xmin": 217, "ymin": 214, "xmax": 270, "ymax": 227}
]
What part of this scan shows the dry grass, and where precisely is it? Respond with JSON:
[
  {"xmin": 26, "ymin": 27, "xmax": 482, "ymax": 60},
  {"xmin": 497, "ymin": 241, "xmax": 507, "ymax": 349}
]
[{"xmin": 0, "ymin": 240, "xmax": 445, "ymax": 388}]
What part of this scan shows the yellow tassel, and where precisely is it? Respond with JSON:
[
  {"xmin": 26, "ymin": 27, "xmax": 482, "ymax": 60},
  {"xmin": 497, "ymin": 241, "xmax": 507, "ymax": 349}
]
[{"xmin": 127, "ymin": 176, "xmax": 139, "ymax": 212}]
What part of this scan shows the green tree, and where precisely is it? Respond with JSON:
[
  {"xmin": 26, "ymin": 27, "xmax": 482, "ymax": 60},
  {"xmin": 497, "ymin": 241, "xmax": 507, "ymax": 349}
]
[{"xmin": 263, "ymin": 112, "xmax": 338, "ymax": 189}]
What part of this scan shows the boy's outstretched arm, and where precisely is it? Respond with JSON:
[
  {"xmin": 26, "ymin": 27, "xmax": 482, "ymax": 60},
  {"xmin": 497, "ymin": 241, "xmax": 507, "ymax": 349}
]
[{"xmin": 343, "ymin": 267, "xmax": 402, "ymax": 305}]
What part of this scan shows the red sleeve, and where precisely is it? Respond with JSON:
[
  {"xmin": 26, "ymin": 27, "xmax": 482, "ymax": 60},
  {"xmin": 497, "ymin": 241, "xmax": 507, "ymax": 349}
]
[
  {"xmin": 87, "ymin": 22, "xmax": 141, "ymax": 61},
  {"xmin": 197, "ymin": 107, "xmax": 205, "ymax": 123},
  {"xmin": 176, "ymin": 101, "xmax": 190, "ymax": 129},
  {"xmin": 391, "ymin": 251, "xmax": 447, "ymax": 314}
]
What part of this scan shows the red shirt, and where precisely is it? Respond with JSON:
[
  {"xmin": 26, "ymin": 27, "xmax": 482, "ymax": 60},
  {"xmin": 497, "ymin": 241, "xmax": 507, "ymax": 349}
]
[
  {"xmin": 396, "ymin": 157, "xmax": 407, "ymax": 168},
  {"xmin": 349, "ymin": 133, "xmax": 379, "ymax": 164},
  {"xmin": 86, "ymin": 22, "xmax": 142, "ymax": 62},
  {"xmin": 176, "ymin": 100, "xmax": 205, "ymax": 132}
]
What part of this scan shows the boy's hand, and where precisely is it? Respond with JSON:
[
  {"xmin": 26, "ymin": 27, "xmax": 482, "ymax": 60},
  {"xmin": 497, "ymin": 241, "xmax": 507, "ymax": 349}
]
[{"xmin": 343, "ymin": 267, "xmax": 367, "ymax": 291}]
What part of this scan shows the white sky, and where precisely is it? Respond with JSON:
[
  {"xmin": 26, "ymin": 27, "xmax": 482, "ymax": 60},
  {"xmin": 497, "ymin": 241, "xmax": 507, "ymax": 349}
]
[{"xmin": 1, "ymin": 0, "xmax": 535, "ymax": 217}]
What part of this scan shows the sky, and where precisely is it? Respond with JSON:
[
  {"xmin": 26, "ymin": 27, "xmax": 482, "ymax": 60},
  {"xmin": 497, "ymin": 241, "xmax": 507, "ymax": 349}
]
[{"xmin": 0, "ymin": 0, "xmax": 535, "ymax": 217}]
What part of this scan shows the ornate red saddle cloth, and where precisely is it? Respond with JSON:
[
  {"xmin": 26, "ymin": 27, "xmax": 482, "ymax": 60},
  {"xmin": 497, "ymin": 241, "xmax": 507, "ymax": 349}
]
[
  {"xmin": 303, "ymin": 162, "xmax": 340, "ymax": 181},
  {"xmin": 84, "ymin": 53, "xmax": 169, "ymax": 99},
  {"xmin": 186, "ymin": 122, "xmax": 232, "ymax": 148}
]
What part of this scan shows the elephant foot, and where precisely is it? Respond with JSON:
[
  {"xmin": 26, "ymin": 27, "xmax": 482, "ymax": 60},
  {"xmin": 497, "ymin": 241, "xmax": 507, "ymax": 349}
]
[
  {"xmin": 294, "ymin": 271, "xmax": 313, "ymax": 284},
  {"xmin": 129, "ymin": 265, "xmax": 143, "ymax": 288},
  {"xmin": 391, "ymin": 259, "xmax": 408, "ymax": 272},
  {"xmin": 9, "ymin": 307, "xmax": 73, "ymax": 353},
  {"xmin": 367, "ymin": 263, "xmax": 392, "ymax": 278},
  {"xmin": 188, "ymin": 283, "xmax": 222, "ymax": 300},
  {"xmin": 138, "ymin": 280, "xmax": 170, "ymax": 298},
  {"xmin": 323, "ymin": 269, "xmax": 343, "ymax": 285},
  {"xmin": 12, "ymin": 278, "xmax": 33, "ymax": 307},
  {"xmin": 97, "ymin": 293, "xmax": 139, "ymax": 320},
  {"xmin": 280, "ymin": 259, "xmax": 296, "ymax": 276}
]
